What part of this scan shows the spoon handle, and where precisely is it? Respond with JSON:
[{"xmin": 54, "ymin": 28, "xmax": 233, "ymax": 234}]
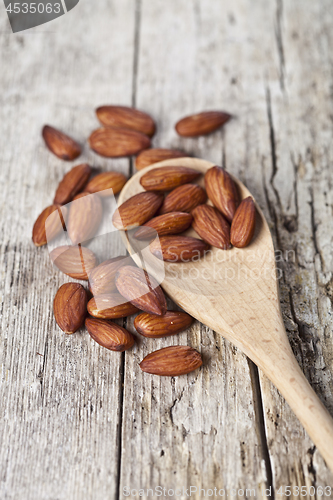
[{"xmin": 260, "ymin": 344, "xmax": 333, "ymax": 471}]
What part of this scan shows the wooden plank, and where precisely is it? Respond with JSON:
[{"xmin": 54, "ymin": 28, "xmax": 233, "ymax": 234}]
[
  {"xmin": 0, "ymin": 2, "xmax": 136, "ymax": 499},
  {"xmin": 119, "ymin": 1, "xmax": 270, "ymax": 497}
]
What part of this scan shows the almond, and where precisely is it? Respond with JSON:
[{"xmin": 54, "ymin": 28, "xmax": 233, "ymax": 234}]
[
  {"xmin": 50, "ymin": 245, "xmax": 97, "ymax": 280},
  {"xmin": 159, "ymin": 184, "xmax": 207, "ymax": 214},
  {"xmin": 32, "ymin": 204, "xmax": 66, "ymax": 247},
  {"xmin": 96, "ymin": 105, "xmax": 156, "ymax": 137},
  {"xmin": 135, "ymin": 148, "xmax": 186, "ymax": 170},
  {"xmin": 87, "ymin": 293, "xmax": 139, "ymax": 319},
  {"xmin": 230, "ymin": 197, "xmax": 256, "ymax": 248},
  {"xmin": 115, "ymin": 266, "xmax": 167, "ymax": 316},
  {"xmin": 192, "ymin": 204, "xmax": 231, "ymax": 249},
  {"xmin": 139, "ymin": 346, "xmax": 202, "ymax": 376},
  {"xmin": 140, "ymin": 166, "xmax": 201, "ymax": 191},
  {"xmin": 112, "ymin": 192, "xmax": 164, "ymax": 230},
  {"xmin": 134, "ymin": 212, "xmax": 193, "ymax": 240},
  {"xmin": 134, "ymin": 311, "xmax": 193, "ymax": 338},
  {"xmin": 88, "ymin": 256, "xmax": 130, "ymax": 295},
  {"xmin": 53, "ymin": 283, "xmax": 87, "ymax": 334},
  {"xmin": 53, "ymin": 164, "xmax": 92, "ymax": 205},
  {"xmin": 42, "ymin": 125, "xmax": 81, "ymax": 161},
  {"xmin": 85, "ymin": 171, "xmax": 127, "ymax": 197},
  {"xmin": 85, "ymin": 317, "xmax": 135, "ymax": 352},
  {"xmin": 67, "ymin": 192, "xmax": 103, "ymax": 245},
  {"xmin": 150, "ymin": 235, "xmax": 210, "ymax": 262},
  {"xmin": 89, "ymin": 127, "xmax": 151, "ymax": 158},
  {"xmin": 205, "ymin": 166, "xmax": 238, "ymax": 222},
  {"xmin": 175, "ymin": 111, "xmax": 231, "ymax": 137}
]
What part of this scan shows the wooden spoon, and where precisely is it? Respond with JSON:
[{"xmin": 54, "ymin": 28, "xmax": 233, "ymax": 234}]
[{"xmin": 118, "ymin": 157, "xmax": 333, "ymax": 471}]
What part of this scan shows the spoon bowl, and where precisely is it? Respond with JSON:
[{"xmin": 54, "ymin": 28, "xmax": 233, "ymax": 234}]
[{"xmin": 119, "ymin": 157, "xmax": 333, "ymax": 471}]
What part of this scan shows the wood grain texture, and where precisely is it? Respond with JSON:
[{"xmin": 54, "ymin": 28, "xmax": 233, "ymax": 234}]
[{"xmin": 0, "ymin": 0, "xmax": 333, "ymax": 499}]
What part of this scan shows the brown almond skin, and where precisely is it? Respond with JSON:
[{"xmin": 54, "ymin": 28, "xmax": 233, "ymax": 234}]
[
  {"xmin": 67, "ymin": 192, "xmax": 103, "ymax": 245},
  {"xmin": 112, "ymin": 192, "xmax": 164, "ymax": 230},
  {"xmin": 140, "ymin": 346, "xmax": 203, "ymax": 376},
  {"xmin": 96, "ymin": 105, "xmax": 156, "ymax": 137},
  {"xmin": 115, "ymin": 266, "xmax": 167, "ymax": 316},
  {"xmin": 140, "ymin": 166, "xmax": 201, "ymax": 192},
  {"xmin": 32, "ymin": 204, "xmax": 66, "ymax": 247},
  {"xmin": 230, "ymin": 197, "xmax": 256, "ymax": 248},
  {"xmin": 150, "ymin": 236, "xmax": 210, "ymax": 262},
  {"xmin": 42, "ymin": 125, "xmax": 81, "ymax": 161},
  {"xmin": 134, "ymin": 311, "xmax": 193, "ymax": 338},
  {"xmin": 192, "ymin": 204, "xmax": 231, "ymax": 250},
  {"xmin": 85, "ymin": 171, "xmax": 127, "ymax": 197},
  {"xmin": 205, "ymin": 166, "xmax": 238, "ymax": 223},
  {"xmin": 134, "ymin": 212, "xmax": 193, "ymax": 240},
  {"xmin": 50, "ymin": 245, "xmax": 97, "ymax": 280},
  {"xmin": 85, "ymin": 317, "xmax": 135, "ymax": 352},
  {"xmin": 175, "ymin": 111, "xmax": 231, "ymax": 137},
  {"xmin": 88, "ymin": 256, "xmax": 130, "ymax": 295},
  {"xmin": 135, "ymin": 148, "xmax": 186, "ymax": 170},
  {"xmin": 89, "ymin": 127, "xmax": 151, "ymax": 158},
  {"xmin": 53, "ymin": 164, "xmax": 92, "ymax": 205},
  {"xmin": 87, "ymin": 293, "xmax": 139, "ymax": 319},
  {"xmin": 159, "ymin": 184, "xmax": 207, "ymax": 214},
  {"xmin": 53, "ymin": 283, "xmax": 87, "ymax": 334}
]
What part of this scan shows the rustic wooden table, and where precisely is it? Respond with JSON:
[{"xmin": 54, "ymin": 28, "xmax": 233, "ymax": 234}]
[{"xmin": 1, "ymin": 1, "xmax": 333, "ymax": 499}]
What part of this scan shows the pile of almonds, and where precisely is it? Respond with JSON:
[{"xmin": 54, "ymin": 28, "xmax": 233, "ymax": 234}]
[{"xmin": 33, "ymin": 106, "xmax": 256, "ymax": 377}]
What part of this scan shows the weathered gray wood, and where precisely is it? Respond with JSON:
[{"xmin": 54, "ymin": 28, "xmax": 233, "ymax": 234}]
[
  {"xmin": 0, "ymin": 2, "xmax": 136, "ymax": 499},
  {"xmin": 1, "ymin": 0, "xmax": 333, "ymax": 498}
]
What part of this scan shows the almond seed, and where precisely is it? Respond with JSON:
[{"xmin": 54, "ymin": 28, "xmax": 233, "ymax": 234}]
[
  {"xmin": 112, "ymin": 191, "xmax": 164, "ymax": 230},
  {"xmin": 96, "ymin": 105, "xmax": 156, "ymax": 137},
  {"xmin": 149, "ymin": 235, "xmax": 210, "ymax": 262},
  {"xmin": 89, "ymin": 127, "xmax": 151, "ymax": 158},
  {"xmin": 159, "ymin": 184, "xmax": 207, "ymax": 214},
  {"xmin": 88, "ymin": 256, "xmax": 130, "ymax": 295},
  {"xmin": 53, "ymin": 283, "xmax": 87, "ymax": 334},
  {"xmin": 134, "ymin": 212, "xmax": 193, "ymax": 240},
  {"xmin": 140, "ymin": 166, "xmax": 201, "ymax": 191},
  {"xmin": 85, "ymin": 317, "xmax": 135, "ymax": 352},
  {"xmin": 50, "ymin": 245, "xmax": 97, "ymax": 280},
  {"xmin": 135, "ymin": 148, "xmax": 186, "ymax": 170},
  {"xmin": 230, "ymin": 197, "xmax": 256, "ymax": 248},
  {"xmin": 85, "ymin": 171, "xmax": 127, "ymax": 197},
  {"xmin": 192, "ymin": 204, "xmax": 231, "ymax": 249},
  {"xmin": 32, "ymin": 204, "xmax": 66, "ymax": 247},
  {"xmin": 205, "ymin": 166, "xmax": 238, "ymax": 223},
  {"xmin": 87, "ymin": 293, "xmax": 139, "ymax": 319},
  {"xmin": 115, "ymin": 266, "xmax": 167, "ymax": 316},
  {"xmin": 53, "ymin": 163, "xmax": 92, "ymax": 205},
  {"xmin": 139, "ymin": 346, "xmax": 203, "ymax": 376},
  {"xmin": 42, "ymin": 125, "xmax": 81, "ymax": 161},
  {"xmin": 134, "ymin": 311, "xmax": 193, "ymax": 338},
  {"xmin": 175, "ymin": 111, "xmax": 231, "ymax": 137},
  {"xmin": 67, "ymin": 192, "xmax": 103, "ymax": 245}
]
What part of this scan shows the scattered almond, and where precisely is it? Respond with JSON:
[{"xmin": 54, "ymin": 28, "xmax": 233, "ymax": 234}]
[
  {"xmin": 175, "ymin": 111, "xmax": 231, "ymax": 137},
  {"xmin": 159, "ymin": 184, "xmax": 207, "ymax": 214},
  {"xmin": 140, "ymin": 166, "xmax": 201, "ymax": 191},
  {"xmin": 205, "ymin": 166, "xmax": 238, "ymax": 223},
  {"xmin": 89, "ymin": 127, "xmax": 151, "ymax": 158},
  {"xmin": 134, "ymin": 311, "xmax": 193, "ymax": 338},
  {"xmin": 85, "ymin": 171, "xmax": 127, "ymax": 197},
  {"xmin": 150, "ymin": 235, "xmax": 210, "ymax": 262},
  {"xmin": 85, "ymin": 317, "xmax": 135, "ymax": 352},
  {"xmin": 53, "ymin": 163, "xmax": 92, "ymax": 205},
  {"xmin": 140, "ymin": 346, "xmax": 203, "ymax": 376},
  {"xmin": 42, "ymin": 125, "xmax": 81, "ymax": 161},
  {"xmin": 96, "ymin": 105, "xmax": 156, "ymax": 137},
  {"xmin": 32, "ymin": 204, "xmax": 66, "ymax": 247},
  {"xmin": 115, "ymin": 266, "xmax": 167, "ymax": 316},
  {"xmin": 67, "ymin": 192, "xmax": 103, "ymax": 245},
  {"xmin": 134, "ymin": 212, "xmax": 193, "ymax": 240},
  {"xmin": 192, "ymin": 204, "xmax": 231, "ymax": 249},
  {"xmin": 50, "ymin": 245, "xmax": 97, "ymax": 280},
  {"xmin": 88, "ymin": 256, "xmax": 130, "ymax": 295},
  {"xmin": 53, "ymin": 283, "xmax": 87, "ymax": 334},
  {"xmin": 87, "ymin": 293, "xmax": 139, "ymax": 319},
  {"xmin": 135, "ymin": 148, "xmax": 186, "ymax": 170},
  {"xmin": 230, "ymin": 197, "xmax": 256, "ymax": 248},
  {"xmin": 112, "ymin": 191, "xmax": 164, "ymax": 230}
]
